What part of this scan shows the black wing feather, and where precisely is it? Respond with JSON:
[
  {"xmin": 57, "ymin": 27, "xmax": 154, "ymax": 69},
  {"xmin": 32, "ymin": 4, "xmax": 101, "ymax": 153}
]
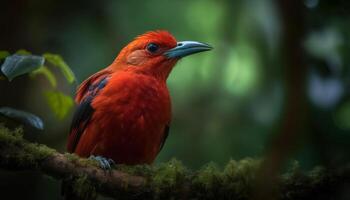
[
  {"xmin": 159, "ymin": 125, "xmax": 170, "ymax": 152},
  {"xmin": 68, "ymin": 76, "xmax": 109, "ymax": 152}
]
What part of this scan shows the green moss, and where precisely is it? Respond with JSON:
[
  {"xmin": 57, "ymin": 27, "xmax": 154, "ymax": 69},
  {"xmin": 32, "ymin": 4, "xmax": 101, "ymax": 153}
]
[
  {"xmin": 116, "ymin": 163, "xmax": 154, "ymax": 177},
  {"xmin": 191, "ymin": 162, "xmax": 222, "ymax": 199},
  {"xmin": 0, "ymin": 125, "xmax": 23, "ymax": 143},
  {"xmin": 63, "ymin": 153, "xmax": 100, "ymax": 168},
  {"xmin": 194, "ymin": 162, "xmax": 221, "ymax": 189},
  {"xmin": 222, "ymin": 158, "xmax": 261, "ymax": 199},
  {"xmin": 152, "ymin": 159, "xmax": 188, "ymax": 185},
  {"xmin": 150, "ymin": 159, "xmax": 189, "ymax": 198},
  {"xmin": 71, "ymin": 174, "xmax": 98, "ymax": 200},
  {"xmin": 109, "ymin": 158, "xmax": 265, "ymax": 199},
  {"xmin": 223, "ymin": 158, "xmax": 261, "ymax": 180},
  {"xmin": 27, "ymin": 142, "xmax": 56, "ymax": 159},
  {"xmin": 64, "ymin": 152, "xmax": 80, "ymax": 162},
  {"xmin": 0, "ymin": 125, "xmax": 56, "ymax": 169}
]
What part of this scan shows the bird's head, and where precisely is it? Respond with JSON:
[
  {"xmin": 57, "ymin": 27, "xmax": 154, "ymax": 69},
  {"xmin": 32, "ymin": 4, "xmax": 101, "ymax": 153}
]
[{"xmin": 111, "ymin": 30, "xmax": 212, "ymax": 80}]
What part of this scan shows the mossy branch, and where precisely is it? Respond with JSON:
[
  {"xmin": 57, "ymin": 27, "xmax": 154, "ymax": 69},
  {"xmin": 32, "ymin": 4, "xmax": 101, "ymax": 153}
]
[
  {"xmin": 0, "ymin": 125, "xmax": 145, "ymax": 199},
  {"xmin": 0, "ymin": 125, "xmax": 349, "ymax": 200}
]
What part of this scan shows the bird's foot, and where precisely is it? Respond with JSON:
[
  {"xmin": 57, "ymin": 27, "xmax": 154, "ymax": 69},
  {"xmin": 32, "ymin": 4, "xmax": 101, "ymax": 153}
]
[{"xmin": 89, "ymin": 155, "xmax": 115, "ymax": 170}]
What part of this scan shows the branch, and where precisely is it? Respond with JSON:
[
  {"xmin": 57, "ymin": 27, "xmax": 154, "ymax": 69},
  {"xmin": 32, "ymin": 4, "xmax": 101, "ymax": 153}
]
[
  {"xmin": 0, "ymin": 125, "xmax": 146, "ymax": 198},
  {"xmin": 0, "ymin": 125, "xmax": 349, "ymax": 200}
]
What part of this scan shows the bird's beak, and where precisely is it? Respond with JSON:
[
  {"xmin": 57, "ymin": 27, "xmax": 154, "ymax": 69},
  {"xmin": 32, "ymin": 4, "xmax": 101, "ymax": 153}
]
[{"xmin": 164, "ymin": 41, "xmax": 213, "ymax": 59}]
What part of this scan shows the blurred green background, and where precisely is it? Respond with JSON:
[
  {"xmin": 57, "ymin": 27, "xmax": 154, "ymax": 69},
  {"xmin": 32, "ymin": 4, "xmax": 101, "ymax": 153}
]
[{"xmin": 1, "ymin": 0, "xmax": 350, "ymax": 199}]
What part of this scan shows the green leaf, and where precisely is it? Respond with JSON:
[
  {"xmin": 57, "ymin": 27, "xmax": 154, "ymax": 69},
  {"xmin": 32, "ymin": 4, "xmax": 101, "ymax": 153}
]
[
  {"xmin": 1, "ymin": 54, "xmax": 45, "ymax": 81},
  {"xmin": 43, "ymin": 53, "xmax": 76, "ymax": 84},
  {"xmin": 0, "ymin": 51, "xmax": 10, "ymax": 60},
  {"xmin": 44, "ymin": 90, "xmax": 74, "ymax": 120},
  {"xmin": 0, "ymin": 107, "xmax": 44, "ymax": 130},
  {"xmin": 30, "ymin": 66, "xmax": 57, "ymax": 88},
  {"xmin": 16, "ymin": 49, "xmax": 32, "ymax": 55}
]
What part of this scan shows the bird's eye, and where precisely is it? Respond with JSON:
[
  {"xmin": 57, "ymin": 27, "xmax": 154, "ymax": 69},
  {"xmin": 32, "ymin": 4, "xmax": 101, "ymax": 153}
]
[{"xmin": 146, "ymin": 43, "xmax": 159, "ymax": 53}]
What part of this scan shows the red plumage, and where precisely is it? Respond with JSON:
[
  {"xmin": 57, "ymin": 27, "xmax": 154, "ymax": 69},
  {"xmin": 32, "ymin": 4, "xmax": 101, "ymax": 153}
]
[{"xmin": 67, "ymin": 30, "xmax": 211, "ymax": 165}]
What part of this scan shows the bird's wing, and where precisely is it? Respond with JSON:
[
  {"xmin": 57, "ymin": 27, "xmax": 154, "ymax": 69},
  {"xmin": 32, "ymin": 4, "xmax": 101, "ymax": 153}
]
[
  {"xmin": 67, "ymin": 70, "xmax": 111, "ymax": 153},
  {"xmin": 158, "ymin": 124, "xmax": 170, "ymax": 153},
  {"xmin": 75, "ymin": 69, "xmax": 112, "ymax": 103}
]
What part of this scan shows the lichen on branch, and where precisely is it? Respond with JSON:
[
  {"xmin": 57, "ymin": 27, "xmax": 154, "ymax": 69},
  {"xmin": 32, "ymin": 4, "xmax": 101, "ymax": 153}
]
[{"xmin": 0, "ymin": 125, "xmax": 349, "ymax": 200}]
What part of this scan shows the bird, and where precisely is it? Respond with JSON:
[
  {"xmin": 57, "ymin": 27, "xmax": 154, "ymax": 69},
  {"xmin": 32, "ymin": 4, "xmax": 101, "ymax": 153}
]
[{"xmin": 67, "ymin": 30, "xmax": 212, "ymax": 168}]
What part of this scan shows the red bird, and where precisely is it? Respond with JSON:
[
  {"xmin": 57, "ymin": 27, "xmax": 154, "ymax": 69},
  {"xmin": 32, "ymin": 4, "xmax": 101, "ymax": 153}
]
[{"xmin": 67, "ymin": 30, "xmax": 212, "ymax": 168}]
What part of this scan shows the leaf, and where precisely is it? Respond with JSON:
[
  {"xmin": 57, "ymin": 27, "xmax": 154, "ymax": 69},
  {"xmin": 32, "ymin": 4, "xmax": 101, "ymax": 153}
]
[
  {"xmin": 0, "ymin": 51, "xmax": 10, "ymax": 60},
  {"xmin": 43, "ymin": 53, "xmax": 76, "ymax": 84},
  {"xmin": 1, "ymin": 54, "xmax": 45, "ymax": 81},
  {"xmin": 16, "ymin": 49, "xmax": 32, "ymax": 55},
  {"xmin": 30, "ymin": 66, "xmax": 57, "ymax": 88},
  {"xmin": 0, "ymin": 107, "xmax": 44, "ymax": 130},
  {"xmin": 44, "ymin": 90, "xmax": 74, "ymax": 120}
]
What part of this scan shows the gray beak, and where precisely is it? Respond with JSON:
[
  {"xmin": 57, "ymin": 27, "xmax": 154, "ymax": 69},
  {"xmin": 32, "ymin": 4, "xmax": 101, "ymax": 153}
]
[{"xmin": 164, "ymin": 41, "xmax": 213, "ymax": 59}]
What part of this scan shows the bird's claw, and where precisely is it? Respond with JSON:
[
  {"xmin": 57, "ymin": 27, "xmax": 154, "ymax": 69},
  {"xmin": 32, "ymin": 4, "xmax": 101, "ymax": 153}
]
[{"xmin": 89, "ymin": 155, "xmax": 115, "ymax": 170}]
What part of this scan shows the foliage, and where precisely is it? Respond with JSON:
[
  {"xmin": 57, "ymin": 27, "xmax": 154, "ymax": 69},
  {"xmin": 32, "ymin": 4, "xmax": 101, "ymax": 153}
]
[
  {"xmin": 1, "ymin": 54, "xmax": 44, "ymax": 81},
  {"xmin": 44, "ymin": 90, "xmax": 74, "ymax": 120},
  {"xmin": 0, "ymin": 107, "xmax": 44, "ymax": 130},
  {"xmin": 43, "ymin": 53, "xmax": 76, "ymax": 84},
  {"xmin": 30, "ymin": 66, "xmax": 57, "ymax": 87},
  {"xmin": 0, "ymin": 50, "xmax": 76, "ymax": 130},
  {"xmin": 0, "ymin": 51, "xmax": 10, "ymax": 60}
]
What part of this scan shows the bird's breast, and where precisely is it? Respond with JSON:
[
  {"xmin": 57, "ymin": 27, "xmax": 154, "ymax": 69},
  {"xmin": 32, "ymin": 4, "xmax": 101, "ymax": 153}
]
[{"xmin": 90, "ymin": 72, "xmax": 171, "ymax": 163}]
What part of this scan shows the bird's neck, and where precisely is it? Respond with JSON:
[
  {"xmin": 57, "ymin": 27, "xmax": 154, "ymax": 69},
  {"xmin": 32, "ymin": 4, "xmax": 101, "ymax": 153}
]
[
  {"xmin": 108, "ymin": 60, "xmax": 177, "ymax": 82},
  {"xmin": 142, "ymin": 60, "xmax": 178, "ymax": 81}
]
